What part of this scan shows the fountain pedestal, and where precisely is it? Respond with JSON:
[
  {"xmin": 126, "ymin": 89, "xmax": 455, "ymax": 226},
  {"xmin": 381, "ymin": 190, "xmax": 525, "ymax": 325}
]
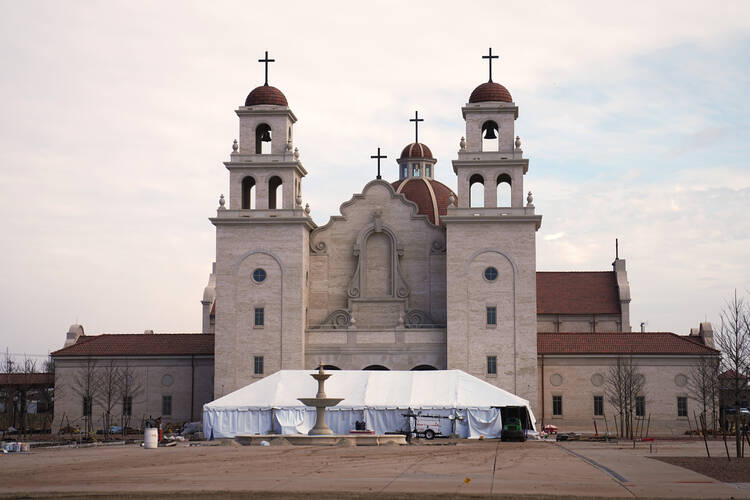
[{"xmin": 298, "ymin": 364, "xmax": 343, "ymax": 435}]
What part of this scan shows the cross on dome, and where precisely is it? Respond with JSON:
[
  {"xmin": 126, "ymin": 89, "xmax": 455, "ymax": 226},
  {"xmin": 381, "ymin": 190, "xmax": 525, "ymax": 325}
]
[
  {"xmin": 482, "ymin": 47, "xmax": 499, "ymax": 83},
  {"xmin": 409, "ymin": 111, "xmax": 424, "ymax": 143},
  {"xmin": 258, "ymin": 50, "xmax": 275, "ymax": 86},
  {"xmin": 370, "ymin": 147, "xmax": 387, "ymax": 180}
]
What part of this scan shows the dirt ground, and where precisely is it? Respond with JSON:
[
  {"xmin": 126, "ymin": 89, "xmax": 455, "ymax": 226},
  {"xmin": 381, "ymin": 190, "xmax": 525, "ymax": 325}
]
[
  {"xmin": 1, "ymin": 439, "xmax": 749, "ymax": 499},
  {"xmin": 651, "ymin": 456, "xmax": 750, "ymax": 483}
]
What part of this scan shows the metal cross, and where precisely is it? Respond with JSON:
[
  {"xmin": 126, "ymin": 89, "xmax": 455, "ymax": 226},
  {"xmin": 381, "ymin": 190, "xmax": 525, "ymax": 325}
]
[
  {"xmin": 258, "ymin": 50, "xmax": 275, "ymax": 86},
  {"xmin": 370, "ymin": 147, "xmax": 387, "ymax": 180},
  {"xmin": 482, "ymin": 47, "xmax": 499, "ymax": 83},
  {"xmin": 409, "ymin": 111, "xmax": 424, "ymax": 144}
]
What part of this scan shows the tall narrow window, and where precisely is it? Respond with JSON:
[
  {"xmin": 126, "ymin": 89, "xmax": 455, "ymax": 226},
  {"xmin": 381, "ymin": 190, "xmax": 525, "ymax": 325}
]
[
  {"xmin": 401, "ymin": 165, "xmax": 408, "ymax": 179},
  {"xmin": 269, "ymin": 176, "xmax": 283, "ymax": 209},
  {"xmin": 496, "ymin": 174, "xmax": 512, "ymax": 207},
  {"xmin": 412, "ymin": 164, "xmax": 420, "ymax": 177},
  {"xmin": 425, "ymin": 164, "xmax": 431, "ymax": 177},
  {"xmin": 635, "ymin": 396, "xmax": 645, "ymax": 417},
  {"xmin": 469, "ymin": 174, "xmax": 484, "ymax": 207},
  {"xmin": 593, "ymin": 395, "xmax": 603, "ymax": 416},
  {"xmin": 486, "ymin": 306, "xmax": 497, "ymax": 326},
  {"xmin": 486, "ymin": 356, "xmax": 497, "ymax": 375},
  {"xmin": 242, "ymin": 176, "xmax": 256, "ymax": 209},
  {"xmin": 552, "ymin": 395, "xmax": 563, "ymax": 416},
  {"xmin": 254, "ymin": 307, "xmax": 264, "ymax": 327},
  {"xmin": 122, "ymin": 396, "xmax": 132, "ymax": 416},
  {"xmin": 162, "ymin": 395, "xmax": 172, "ymax": 416},
  {"xmin": 254, "ymin": 356, "xmax": 264, "ymax": 375},
  {"xmin": 677, "ymin": 397, "xmax": 687, "ymax": 417}
]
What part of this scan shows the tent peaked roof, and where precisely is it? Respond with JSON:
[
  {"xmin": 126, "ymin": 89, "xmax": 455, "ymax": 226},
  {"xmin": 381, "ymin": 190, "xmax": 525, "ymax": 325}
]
[{"xmin": 205, "ymin": 370, "xmax": 530, "ymax": 411}]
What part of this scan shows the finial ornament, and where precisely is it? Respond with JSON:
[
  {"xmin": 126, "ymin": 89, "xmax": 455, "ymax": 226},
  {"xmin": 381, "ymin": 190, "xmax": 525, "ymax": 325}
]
[
  {"xmin": 293, "ymin": 147, "xmax": 300, "ymax": 161},
  {"xmin": 304, "ymin": 203, "xmax": 311, "ymax": 215},
  {"xmin": 258, "ymin": 50, "xmax": 275, "ymax": 86},
  {"xmin": 295, "ymin": 194, "xmax": 302, "ymax": 207},
  {"xmin": 286, "ymin": 139, "xmax": 293, "ymax": 152},
  {"xmin": 459, "ymin": 136, "xmax": 466, "ymax": 151},
  {"xmin": 370, "ymin": 147, "xmax": 387, "ymax": 180},
  {"xmin": 515, "ymin": 136, "xmax": 521, "ymax": 149},
  {"xmin": 448, "ymin": 192, "xmax": 456, "ymax": 208},
  {"xmin": 218, "ymin": 194, "xmax": 226, "ymax": 210},
  {"xmin": 232, "ymin": 139, "xmax": 238, "ymax": 152},
  {"xmin": 526, "ymin": 191, "xmax": 534, "ymax": 207}
]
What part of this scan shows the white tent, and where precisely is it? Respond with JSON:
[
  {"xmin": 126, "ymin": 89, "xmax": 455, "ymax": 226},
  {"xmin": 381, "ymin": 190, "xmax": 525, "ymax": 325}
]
[{"xmin": 203, "ymin": 370, "xmax": 535, "ymax": 439}]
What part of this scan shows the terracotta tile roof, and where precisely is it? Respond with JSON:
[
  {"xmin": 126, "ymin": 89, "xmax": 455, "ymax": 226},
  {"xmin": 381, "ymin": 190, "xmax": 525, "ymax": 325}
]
[
  {"xmin": 392, "ymin": 178, "xmax": 456, "ymax": 225},
  {"xmin": 719, "ymin": 370, "xmax": 748, "ymax": 380},
  {"xmin": 538, "ymin": 332, "xmax": 719, "ymax": 355},
  {"xmin": 0, "ymin": 373, "xmax": 54, "ymax": 386},
  {"xmin": 51, "ymin": 334, "xmax": 214, "ymax": 357},
  {"xmin": 469, "ymin": 81, "xmax": 513, "ymax": 103},
  {"xmin": 399, "ymin": 142, "xmax": 433, "ymax": 160},
  {"xmin": 245, "ymin": 85, "xmax": 288, "ymax": 106},
  {"xmin": 537, "ymin": 271, "xmax": 620, "ymax": 314}
]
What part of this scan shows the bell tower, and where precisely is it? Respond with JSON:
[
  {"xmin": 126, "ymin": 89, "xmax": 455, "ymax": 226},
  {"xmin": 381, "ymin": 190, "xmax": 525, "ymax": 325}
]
[
  {"xmin": 211, "ymin": 52, "xmax": 314, "ymax": 398},
  {"xmin": 443, "ymin": 49, "xmax": 542, "ymax": 411}
]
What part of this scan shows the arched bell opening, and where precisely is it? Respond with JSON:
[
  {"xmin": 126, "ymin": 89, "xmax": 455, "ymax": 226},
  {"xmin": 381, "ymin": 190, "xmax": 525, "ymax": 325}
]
[
  {"xmin": 268, "ymin": 176, "xmax": 283, "ymax": 209},
  {"xmin": 241, "ymin": 176, "xmax": 256, "ymax": 209},
  {"xmin": 411, "ymin": 364, "xmax": 438, "ymax": 371},
  {"xmin": 481, "ymin": 120, "xmax": 499, "ymax": 152},
  {"xmin": 469, "ymin": 173, "xmax": 485, "ymax": 208},
  {"xmin": 363, "ymin": 365, "xmax": 389, "ymax": 371},
  {"xmin": 496, "ymin": 173, "xmax": 512, "ymax": 208},
  {"xmin": 255, "ymin": 123, "xmax": 272, "ymax": 154}
]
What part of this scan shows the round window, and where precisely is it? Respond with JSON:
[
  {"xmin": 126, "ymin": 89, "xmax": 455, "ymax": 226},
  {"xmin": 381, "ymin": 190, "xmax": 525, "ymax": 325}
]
[
  {"xmin": 252, "ymin": 268, "xmax": 267, "ymax": 283},
  {"xmin": 484, "ymin": 267, "xmax": 498, "ymax": 281}
]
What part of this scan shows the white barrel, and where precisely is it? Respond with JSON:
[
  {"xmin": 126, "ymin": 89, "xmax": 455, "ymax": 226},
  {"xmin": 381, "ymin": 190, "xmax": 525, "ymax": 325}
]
[{"xmin": 144, "ymin": 428, "xmax": 158, "ymax": 449}]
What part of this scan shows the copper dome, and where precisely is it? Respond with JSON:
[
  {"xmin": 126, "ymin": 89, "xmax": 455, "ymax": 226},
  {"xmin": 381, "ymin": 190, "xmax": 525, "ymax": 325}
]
[
  {"xmin": 245, "ymin": 85, "xmax": 288, "ymax": 106},
  {"xmin": 399, "ymin": 143, "xmax": 433, "ymax": 160},
  {"xmin": 469, "ymin": 82, "xmax": 513, "ymax": 103},
  {"xmin": 391, "ymin": 178, "xmax": 455, "ymax": 225}
]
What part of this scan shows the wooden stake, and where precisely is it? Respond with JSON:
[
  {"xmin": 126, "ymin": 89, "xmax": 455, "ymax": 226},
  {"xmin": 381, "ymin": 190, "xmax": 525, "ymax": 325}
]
[
  {"xmin": 697, "ymin": 411, "xmax": 710, "ymax": 458},
  {"xmin": 723, "ymin": 428, "xmax": 731, "ymax": 462},
  {"xmin": 645, "ymin": 414, "xmax": 651, "ymax": 439}
]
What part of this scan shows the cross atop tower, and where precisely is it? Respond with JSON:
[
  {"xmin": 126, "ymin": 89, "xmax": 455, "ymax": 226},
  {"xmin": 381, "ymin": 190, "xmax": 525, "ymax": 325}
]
[
  {"xmin": 370, "ymin": 147, "xmax": 387, "ymax": 180},
  {"xmin": 482, "ymin": 47, "xmax": 499, "ymax": 83},
  {"xmin": 258, "ymin": 50, "xmax": 275, "ymax": 86},
  {"xmin": 410, "ymin": 111, "xmax": 424, "ymax": 143}
]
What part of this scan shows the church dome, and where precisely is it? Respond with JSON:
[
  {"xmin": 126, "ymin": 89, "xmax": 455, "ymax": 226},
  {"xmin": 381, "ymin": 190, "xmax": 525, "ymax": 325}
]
[
  {"xmin": 245, "ymin": 85, "xmax": 288, "ymax": 106},
  {"xmin": 391, "ymin": 178, "xmax": 455, "ymax": 226},
  {"xmin": 399, "ymin": 142, "xmax": 433, "ymax": 160},
  {"xmin": 469, "ymin": 81, "xmax": 513, "ymax": 103}
]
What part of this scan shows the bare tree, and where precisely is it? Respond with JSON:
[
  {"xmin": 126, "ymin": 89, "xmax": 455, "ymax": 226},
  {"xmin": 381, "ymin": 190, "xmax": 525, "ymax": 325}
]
[
  {"xmin": 1, "ymin": 349, "xmax": 16, "ymax": 430},
  {"xmin": 15, "ymin": 357, "xmax": 38, "ymax": 436},
  {"xmin": 117, "ymin": 362, "xmax": 143, "ymax": 436},
  {"xmin": 71, "ymin": 358, "xmax": 100, "ymax": 435},
  {"xmin": 97, "ymin": 360, "xmax": 121, "ymax": 439},
  {"xmin": 687, "ymin": 355, "xmax": 720, "ymax": 432},
  {"xmin": 605, "ymin": 356, "xmax": 646, "ymax": 439},
  {"xmin": 714, "ymin": 290, "xmax": 750, "ymax": 458}
]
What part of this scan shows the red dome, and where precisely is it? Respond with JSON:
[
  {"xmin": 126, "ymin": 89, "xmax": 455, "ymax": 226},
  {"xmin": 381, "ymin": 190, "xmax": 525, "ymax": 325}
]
[
  {"xmin": 399, "ymin": 143, "xmax": 433, "ymax": 160},
  {"xmin": 391, "ymin": 178, "xmax": 455, "ymax": 226},
  {"xmin": 245, "ymin": 85, "xmax": 288, "ymax": 106},
  {"xmin": 469, "ymin": 82, "xmax": 513, "ymax": 103}
]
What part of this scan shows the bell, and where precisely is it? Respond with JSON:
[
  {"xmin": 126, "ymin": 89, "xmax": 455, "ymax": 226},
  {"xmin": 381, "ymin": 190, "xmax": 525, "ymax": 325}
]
[
  {"xmin": 483, "ymin": 126, "xmax": 497, "ymax": 140},
  {"xmin": 260, "ymin": 130, "xmax": 272, "ymax": 142}
]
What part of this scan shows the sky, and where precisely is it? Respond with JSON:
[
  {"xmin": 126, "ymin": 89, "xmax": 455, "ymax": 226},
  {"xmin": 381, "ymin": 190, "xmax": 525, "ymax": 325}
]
[{"xmin": 1, "ymin": 1, "xmax": 749, "ymax": 359}]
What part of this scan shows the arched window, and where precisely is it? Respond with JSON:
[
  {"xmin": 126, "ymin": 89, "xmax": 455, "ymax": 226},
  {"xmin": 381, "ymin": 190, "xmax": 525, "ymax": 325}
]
[
  {"xmin": 241, "ymin": 176, "xmax": 256, "ymax": 209},
  {"xmin": 269, "ymin": 176, "xmax": 283, "ymax": 209},
  {"xmin": 363, "ymin": 365, "xmax": 389, "ymax": 371},
  {"xmin": 322, "ymin": 365, "xmax": 341, "ymax": 371},
  {"xmin": 401, "ymin": 165, "xmax": 408, "ymax": 179},
  {"xmin": 411, "ymin": 364, "xmax": 438, "ymax": 371},
  {"xmin": 496, "ymin": 174, "xmax": 511, "ymax": 207},
  {"xmin": 482, "ymin": 120, "xmax": 499, "ymax": 152},
  {"xmin": 469, "ymin": 173, "xmax": 484, "ymax": 208},
  {"xmin": 425, "ymin": 164, "xmax": 432, "ymax": 178},
  {"xmin": 255, "ymin": 123, "xmax": 272, "ymax": 154},
  {"xmin": 412, "ymin": 163, "xmax": 420, "ymax": 177}
]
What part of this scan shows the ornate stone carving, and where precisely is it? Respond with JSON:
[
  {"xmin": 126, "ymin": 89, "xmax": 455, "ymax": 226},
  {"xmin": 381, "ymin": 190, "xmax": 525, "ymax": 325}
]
[
  {"xmin": 321, "ymin": 309, "xmax": 352, "ymax": 329},
  {"xmin": 232, "ymin": 139, "xmax": 238, "ymax": 152},
  {"xmin": 431, "ymin": 239, "xmax": 446, "ymax": 255},
  {"xmin": 346, "ymin": 221, "xmax": 410, "ymax": 300},
  {"xmin": 404, "ymin": 309, "xmax": 434, "ymax": 328},
  {"xmin": 218, "ymin": 194, "xmax": 226, "ymax": 210}
]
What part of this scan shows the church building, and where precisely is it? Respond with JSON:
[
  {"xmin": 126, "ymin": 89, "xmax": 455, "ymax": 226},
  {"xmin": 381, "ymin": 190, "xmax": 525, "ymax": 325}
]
[{"xmin": 52, "ymin": 51, "xmax": 718, "ymax": 435}]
